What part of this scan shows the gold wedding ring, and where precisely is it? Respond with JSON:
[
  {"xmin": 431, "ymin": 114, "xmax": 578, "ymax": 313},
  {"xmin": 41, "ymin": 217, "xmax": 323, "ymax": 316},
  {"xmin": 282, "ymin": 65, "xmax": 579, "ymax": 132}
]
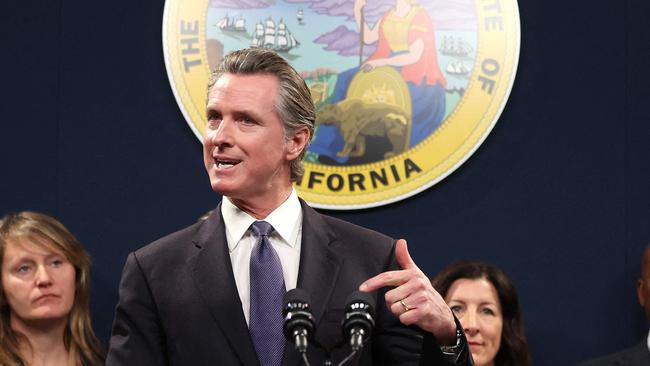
[{"xmin": 400, "ymin": 299, "xmax": 411, "ymax": 312}]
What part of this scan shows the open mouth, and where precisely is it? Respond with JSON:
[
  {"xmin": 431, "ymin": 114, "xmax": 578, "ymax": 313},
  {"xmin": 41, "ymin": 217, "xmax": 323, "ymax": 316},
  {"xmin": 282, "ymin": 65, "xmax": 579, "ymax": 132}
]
[{"xmin": 214, "ymin": 158, "xmax": 241, "ymax": 169}]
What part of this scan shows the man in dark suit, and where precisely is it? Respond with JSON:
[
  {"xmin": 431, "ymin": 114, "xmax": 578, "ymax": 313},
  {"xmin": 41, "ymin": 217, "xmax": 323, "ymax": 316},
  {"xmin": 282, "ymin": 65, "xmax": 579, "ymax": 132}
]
[
  {"xmin": 580, "ymin": 243, "xmax": 650, "ymax": 366},
  {"xmin": 106, "ymin": 48, "xmax": 472, "ymax": 366}
]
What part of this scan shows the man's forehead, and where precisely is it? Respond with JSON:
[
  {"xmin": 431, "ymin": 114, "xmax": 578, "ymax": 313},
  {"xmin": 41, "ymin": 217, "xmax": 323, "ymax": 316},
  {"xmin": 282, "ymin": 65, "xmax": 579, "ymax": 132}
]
[
  {"xmin": 211, "ymin": 73, "xmax": 278, "ymax": 91},
  {"xmin": 208, "ymin": 74, "xmax": 278, "ymax": 103},
  {"xmin": 207, "ymin": 76, "xmax": 279, "ymax": 117}
]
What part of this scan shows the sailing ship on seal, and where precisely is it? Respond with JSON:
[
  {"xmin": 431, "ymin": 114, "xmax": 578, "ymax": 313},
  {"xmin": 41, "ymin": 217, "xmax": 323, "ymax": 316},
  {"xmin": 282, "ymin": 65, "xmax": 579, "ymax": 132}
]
[
  {"xmin": 250, "ymin": 17, "xmax": 299, "ymax": 52},
  {"xmin": 297, "ymin": 8, "xmax": 305, "ymax": 25},
  {"xmin": 216, "ymin": 14, "xmax": 246, "ymax": 32},
  {"xmin": 439, "ymin": 36, "xmax": 473, "ymax": 57}
]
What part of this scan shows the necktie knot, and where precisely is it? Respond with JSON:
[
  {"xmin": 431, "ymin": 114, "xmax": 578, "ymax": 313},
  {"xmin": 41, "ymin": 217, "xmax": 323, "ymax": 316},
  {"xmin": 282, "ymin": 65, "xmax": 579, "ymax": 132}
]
[{"xmin": 251, "ymin": 221, "xmax": 274, "ymax": 238}]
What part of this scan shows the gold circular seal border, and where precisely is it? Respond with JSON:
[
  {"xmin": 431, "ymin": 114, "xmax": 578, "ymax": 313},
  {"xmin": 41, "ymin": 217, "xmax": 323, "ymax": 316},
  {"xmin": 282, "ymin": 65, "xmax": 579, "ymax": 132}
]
[{"xmin": 162, "ymin": 0, "xmax": 521, "ymax": 210}]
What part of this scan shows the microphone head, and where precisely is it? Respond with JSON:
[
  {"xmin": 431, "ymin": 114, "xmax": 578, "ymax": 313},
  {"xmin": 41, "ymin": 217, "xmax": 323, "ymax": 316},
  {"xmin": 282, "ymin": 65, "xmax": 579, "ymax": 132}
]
[
  {"xmin": 344, "ymin": 291, "xmax": 375, "ymax": 317},
  {"xmin": 283, "ymin": 288, "xmax": 315, "ymax": 341},
  {"xmin": 283, "ymin": 288, "xmax": 311, "ymax": 314},
  {"xmin": 342, "ymin": 291, "xmax": 375, "ymax": 337}
]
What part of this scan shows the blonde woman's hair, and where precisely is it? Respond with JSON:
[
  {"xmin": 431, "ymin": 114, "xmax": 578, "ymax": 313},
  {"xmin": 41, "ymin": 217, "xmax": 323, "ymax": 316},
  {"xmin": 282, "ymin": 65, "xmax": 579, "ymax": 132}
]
[{"xmin": 0, "ymin": 211, "xmax": 104, "ymax": 366}]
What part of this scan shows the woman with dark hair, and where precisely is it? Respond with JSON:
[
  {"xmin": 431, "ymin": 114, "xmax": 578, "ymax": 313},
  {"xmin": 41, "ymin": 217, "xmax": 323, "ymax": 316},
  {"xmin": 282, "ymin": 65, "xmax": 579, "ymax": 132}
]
[
  {"xmin": 0, "ymin": 211, "xmax": 104, "ymax": 366},
  {"xmin": 431, "ymin": 261, "xmax": 530, "ymax": 366}
]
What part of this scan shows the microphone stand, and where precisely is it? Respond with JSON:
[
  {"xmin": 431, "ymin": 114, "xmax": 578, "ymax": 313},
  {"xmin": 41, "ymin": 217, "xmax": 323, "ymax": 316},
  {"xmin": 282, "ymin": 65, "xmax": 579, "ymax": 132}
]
[
  {"xmin": 335, "ymin": 350, "xmax": 358, "ymax": 366},
  {"xmin": 335, "ymin": 336, "xmax": 371, "ymax": 366},
  {"xmin": 300, "ymin": 336, "xmax": 369, "ymax": 366},
  {"xmin": 301, "ymin": 353, "xmax": 311, "ymax": 366}
]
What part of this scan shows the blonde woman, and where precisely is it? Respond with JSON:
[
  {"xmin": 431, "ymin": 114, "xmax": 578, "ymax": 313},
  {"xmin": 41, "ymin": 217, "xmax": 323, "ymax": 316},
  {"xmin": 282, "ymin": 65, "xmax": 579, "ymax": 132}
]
[{"xmin": 0, "ymin": 211, "xmax": 103, "ymax": 366}]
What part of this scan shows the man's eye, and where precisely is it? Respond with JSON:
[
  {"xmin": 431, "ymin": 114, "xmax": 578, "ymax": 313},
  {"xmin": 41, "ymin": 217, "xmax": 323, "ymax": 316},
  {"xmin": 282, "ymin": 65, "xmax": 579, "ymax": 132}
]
[
  {"xmin": 51, "ymin": 259, "xmax": 63, "ymax": 268},
  {"xmin": 207, "ymin": 117, "xmax": 221, "ymax": 130},
  {"xmin": 207, "ymin": 113, "xmax": 222, "ymax": 123}
]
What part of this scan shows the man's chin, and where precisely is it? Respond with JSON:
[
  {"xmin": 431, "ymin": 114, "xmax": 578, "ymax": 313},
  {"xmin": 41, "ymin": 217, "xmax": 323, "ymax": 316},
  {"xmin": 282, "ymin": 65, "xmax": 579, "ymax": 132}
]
[{"xmin": 210, "ymin": 181, "xmax": 239, "ymax": 197}]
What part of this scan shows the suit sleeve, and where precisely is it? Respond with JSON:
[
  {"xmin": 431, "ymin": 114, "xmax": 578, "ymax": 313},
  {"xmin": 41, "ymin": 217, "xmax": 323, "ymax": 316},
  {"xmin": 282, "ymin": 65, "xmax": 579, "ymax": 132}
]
[
  {"xmin": 372, "ymin": 243, "xmax": 473, "ymax": 366},
  {"xmin": 419, "ymin": 316, "xmax": 473, "ymax": 366},
  {"xmin": 106, "ymin": 253, "xmax": 169, "ymax": 366}
]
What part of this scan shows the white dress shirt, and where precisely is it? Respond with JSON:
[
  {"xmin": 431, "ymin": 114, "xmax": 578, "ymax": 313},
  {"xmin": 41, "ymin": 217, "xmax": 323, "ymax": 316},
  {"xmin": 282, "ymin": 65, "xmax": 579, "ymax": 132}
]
[{"xmin": 221, "ymin": 189, "xmax": 303, "ymax": 325}]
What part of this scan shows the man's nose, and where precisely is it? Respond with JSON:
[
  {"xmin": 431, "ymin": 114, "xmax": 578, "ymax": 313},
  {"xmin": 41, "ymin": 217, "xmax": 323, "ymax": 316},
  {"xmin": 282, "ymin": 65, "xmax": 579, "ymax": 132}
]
[{"xmin": 209, "ymin": 118, "xmax": 234, "ymax": 148}]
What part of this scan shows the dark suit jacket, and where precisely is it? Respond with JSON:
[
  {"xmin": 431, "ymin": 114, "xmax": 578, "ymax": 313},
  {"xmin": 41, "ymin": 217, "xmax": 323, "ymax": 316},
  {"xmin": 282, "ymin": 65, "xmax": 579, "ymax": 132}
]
[
  {"xmin": 579, "ymin": 340, "xmax": 650, "ymax": 366},
  {"xmin": 107, "ymin": 200, "xmax": 470, "ymax": 365}
]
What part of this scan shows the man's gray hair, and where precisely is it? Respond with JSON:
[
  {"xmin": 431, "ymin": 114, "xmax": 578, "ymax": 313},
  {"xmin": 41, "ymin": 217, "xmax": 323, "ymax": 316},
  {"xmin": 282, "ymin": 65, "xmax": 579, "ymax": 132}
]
[{"xmin": 208, "ymin": 48, "xmax": 315, "ymax": 181}]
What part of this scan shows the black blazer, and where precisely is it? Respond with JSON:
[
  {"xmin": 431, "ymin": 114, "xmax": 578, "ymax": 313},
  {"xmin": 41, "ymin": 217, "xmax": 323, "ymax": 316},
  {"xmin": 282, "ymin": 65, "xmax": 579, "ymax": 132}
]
[
  {"xmin": 107, "ymin": 200, "xmax": 470, "ymax": 366},
  {"xmin": 579, "ymin": 341, "xmax": 650, "ymax": 366}
]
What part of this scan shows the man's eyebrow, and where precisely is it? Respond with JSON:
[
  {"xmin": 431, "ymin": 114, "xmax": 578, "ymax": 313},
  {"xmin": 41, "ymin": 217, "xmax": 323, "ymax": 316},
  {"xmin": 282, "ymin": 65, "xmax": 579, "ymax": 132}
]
[
  {"xmin": 232, "ymin": 108, "xmax": 265, "ymax": 123},
  {"xmin": 233, "ymin": 110, "xmax": 257, "ymax": 119},
  {"xmin": 206, "ymin": 107, "xmax": 220, "ymax": 117},
  {"xmin": 205, "ymin": 105, "xmax": 267, "ymax": 122}
]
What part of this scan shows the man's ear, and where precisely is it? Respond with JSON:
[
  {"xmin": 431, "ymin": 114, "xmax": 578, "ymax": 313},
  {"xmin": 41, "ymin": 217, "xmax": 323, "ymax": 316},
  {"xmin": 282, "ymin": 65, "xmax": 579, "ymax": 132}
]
[{"xmin": 286, "ymin": 126, "xmax": 311, "ymax": 160}]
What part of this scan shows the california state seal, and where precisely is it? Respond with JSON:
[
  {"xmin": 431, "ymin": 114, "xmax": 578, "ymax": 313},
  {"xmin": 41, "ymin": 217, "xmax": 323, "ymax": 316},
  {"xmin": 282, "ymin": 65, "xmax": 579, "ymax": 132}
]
[{"xmin": 163, "ymin": 0, "xmax": 520, "ymax": 209}]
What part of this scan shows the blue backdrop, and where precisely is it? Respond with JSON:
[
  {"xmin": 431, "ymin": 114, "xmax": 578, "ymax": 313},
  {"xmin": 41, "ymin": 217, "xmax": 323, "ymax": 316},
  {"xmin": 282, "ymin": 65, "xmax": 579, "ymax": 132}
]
[{"xmin": 1, "ymin": 0, "xmax": 649, "ymax": 364}]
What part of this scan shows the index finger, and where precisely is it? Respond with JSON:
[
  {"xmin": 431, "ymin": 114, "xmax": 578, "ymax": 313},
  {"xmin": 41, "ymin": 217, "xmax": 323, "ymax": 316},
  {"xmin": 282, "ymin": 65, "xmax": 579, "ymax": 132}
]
[{"xmin": 359, "ymin": 269, "xmax": 410, "ymax": 292}]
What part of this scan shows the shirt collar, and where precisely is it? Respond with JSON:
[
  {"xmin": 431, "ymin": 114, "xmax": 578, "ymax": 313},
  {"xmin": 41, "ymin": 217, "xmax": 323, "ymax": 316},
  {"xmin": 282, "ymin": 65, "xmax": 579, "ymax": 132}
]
[{"xmin": 221, "ymin": 189, "xmax": 302, "ymax": 252}]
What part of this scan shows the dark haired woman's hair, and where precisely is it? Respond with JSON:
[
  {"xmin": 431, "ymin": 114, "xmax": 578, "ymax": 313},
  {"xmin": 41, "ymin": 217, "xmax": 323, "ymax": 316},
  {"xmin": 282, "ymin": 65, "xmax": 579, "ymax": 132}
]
[
  {"xmin": 0, "ymin": 211, "xmax": 104, "ymax": 366},
  {"xmin": 431, "ymin": 261, "xmax": 531, "ymax": 366}
]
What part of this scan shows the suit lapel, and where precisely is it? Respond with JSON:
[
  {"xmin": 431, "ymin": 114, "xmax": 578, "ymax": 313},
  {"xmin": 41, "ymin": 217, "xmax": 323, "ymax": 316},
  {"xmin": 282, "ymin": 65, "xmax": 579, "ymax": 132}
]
[
  {"xmin": 284, "ymin": 201, "xmax": 343, "ymax": 366},
  {"xmin": 296, "ymin": 200, "xmax": 343, "ymax": 328},
  {"xmin": 188, "ymin": 206, "xmax": 259, "ymax": 366}
]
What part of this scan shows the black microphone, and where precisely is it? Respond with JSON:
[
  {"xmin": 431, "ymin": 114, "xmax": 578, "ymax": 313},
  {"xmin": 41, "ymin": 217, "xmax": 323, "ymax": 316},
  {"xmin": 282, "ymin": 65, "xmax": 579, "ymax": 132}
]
[
  {"xmin": 341, "ymin": 291, "xmax": 375, "ymax": 352},
  {"xmin": 283, "ymin": 288, "xmax": 315, "ymax": 354}
]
